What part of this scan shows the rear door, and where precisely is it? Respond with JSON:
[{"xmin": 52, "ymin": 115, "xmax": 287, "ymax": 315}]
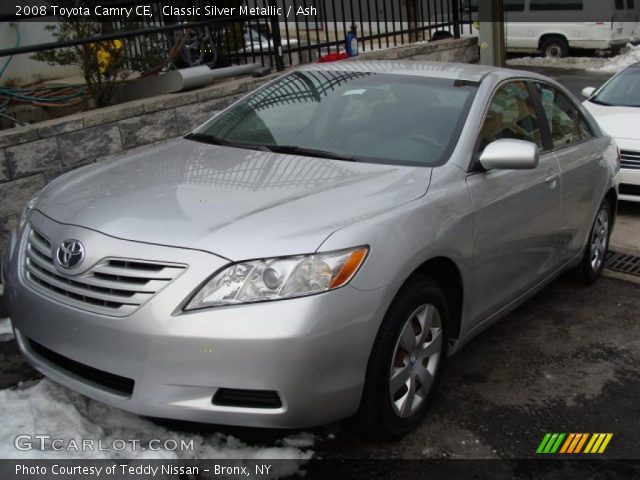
[
  {"xmin": 533, "ymin": 82, "xmax": 606, "ymax": 258},
  {"xmin": 466, "ymin": 80, "xmax": 563, "ymax": 323}
]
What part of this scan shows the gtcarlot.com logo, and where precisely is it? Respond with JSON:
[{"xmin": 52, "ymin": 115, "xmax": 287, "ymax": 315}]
[
  {"xmin": 536, "ymin": 433, "xmax": 613, "ymax": 455},
  {"xmin": 14, "ymin": 435, "xmax": 195, "ymax": 452}
]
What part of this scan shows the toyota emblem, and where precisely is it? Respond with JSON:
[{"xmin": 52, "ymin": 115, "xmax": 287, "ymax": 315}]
[{"xmin": 56, "ymin": 240, "xmax": 85, "ymax": 269}]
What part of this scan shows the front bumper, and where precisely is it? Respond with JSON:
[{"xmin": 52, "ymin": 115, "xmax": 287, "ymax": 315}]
[
  {"xmin": 618, "ymin": 168, "xmax": 640, "ymax": 203},
  {"xmin": 6, "ymin": 214, "xmax": 395, "ymax": 428}
]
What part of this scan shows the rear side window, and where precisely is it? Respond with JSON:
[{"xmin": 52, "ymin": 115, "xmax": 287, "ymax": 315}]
[
  {"xmin": 536, "ymin": 83, "xmax": 592, "ymax": 148},
  {"xmin": 480, "ymin": 81, "xmax": 543, "ymax": 151}
]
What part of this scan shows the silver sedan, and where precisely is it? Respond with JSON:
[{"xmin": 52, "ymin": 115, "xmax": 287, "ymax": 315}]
[{"xmin": 2, "ymin": 61, "xmax": 619, "ymax": 438}]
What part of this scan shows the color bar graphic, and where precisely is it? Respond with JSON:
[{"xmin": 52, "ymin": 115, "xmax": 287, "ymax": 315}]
[{"xmin": 537, "ymin": 433, "xmax": 613, "ymax": 454}]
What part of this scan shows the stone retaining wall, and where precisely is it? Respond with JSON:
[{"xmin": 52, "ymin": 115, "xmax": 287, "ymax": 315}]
[{"xmin": 0, "ymin": 37, "xmax": 478, "ymax": 252}]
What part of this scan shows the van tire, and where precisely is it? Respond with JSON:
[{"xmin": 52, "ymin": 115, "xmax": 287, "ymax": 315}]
[
  {"xmin": 540, "ymin": 36, "xmax": 569, "ymax": 58},
  {"xmin": 431, "ymin": 31, "xmax": 453, "ymax": 42}
]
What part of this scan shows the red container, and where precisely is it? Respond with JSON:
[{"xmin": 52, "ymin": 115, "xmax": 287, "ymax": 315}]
[{"xmin": 318, "ymin": 52, "xmax": 349, "ymax": 63}]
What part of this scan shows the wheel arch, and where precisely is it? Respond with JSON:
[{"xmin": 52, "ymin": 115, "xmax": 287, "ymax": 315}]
[
  {"xmin": 605, "ymin": 186, "xmax": 618, "ymax": 230},
  {"xmin": 410, "ymin": 256, "xmax": 464, "ymax": 343},
  {"xmin": 538, "ymin": 33, "xmax": 569, "ymax": 50}
]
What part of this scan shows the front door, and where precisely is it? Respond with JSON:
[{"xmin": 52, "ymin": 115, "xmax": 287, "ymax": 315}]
[{"xmin": 466, "ymin": 80, "xmax": 563, "ymax": 324}]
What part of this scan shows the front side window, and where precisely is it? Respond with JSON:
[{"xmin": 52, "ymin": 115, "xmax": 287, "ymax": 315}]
[
  {"xmin": 536, "ymin": 83, "xmax": 590, "ymax": 148},
  {"xmin": 479, "ymin": 81, "xmax": 543, "ymax": 151},
  {"xmin": 192, "ymin": 70, "xmax": 478, "ymax": 167}
]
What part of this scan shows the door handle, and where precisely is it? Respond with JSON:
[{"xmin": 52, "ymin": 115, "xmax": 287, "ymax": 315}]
[{"xmin": 545, "ymin": 172, "xmax": 560, "ymax": 184}]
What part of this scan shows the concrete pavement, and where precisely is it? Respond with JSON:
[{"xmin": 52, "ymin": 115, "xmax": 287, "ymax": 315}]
[
  {"xmin": 318, "ymin": 276, "xmax": 640, "ymax": 459},
  {"xmin": 611, "ymin": 202, "xmax": 640, "ymax": 254}
]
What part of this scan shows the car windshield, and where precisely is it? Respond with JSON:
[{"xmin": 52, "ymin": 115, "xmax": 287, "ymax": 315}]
[
  {"xmin": 190, "ymin": 70, "xmax": 478, "ymax": 166},
  {"xmin": 591, "ymin": 66, "xmax": 640, "ymax": 108}
]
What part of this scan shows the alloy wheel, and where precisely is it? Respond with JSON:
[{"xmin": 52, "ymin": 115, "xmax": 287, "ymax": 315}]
[
  {"xmin": 590, "ymin": 208, "xmax": 609, "ymax": 272},
  {"xmin": 389, "ymin": 304, "xmax": 443, "ymax": 418}
]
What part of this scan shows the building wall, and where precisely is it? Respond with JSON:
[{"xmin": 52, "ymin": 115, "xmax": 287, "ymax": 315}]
[{"xmin": 0, "ymin": 22, "xmax": 82, "ymax": 87}]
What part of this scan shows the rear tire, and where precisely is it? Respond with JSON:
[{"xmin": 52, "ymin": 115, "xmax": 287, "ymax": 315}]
[
  {"xmin": 357, "ymin": 275, "xmax": 449, "ymax": 439},
  {"xmin": 431, "ymin": 31, "xmax": 454, "ymax": 42},
  {"xmin": 570, "ymin": 199, "xmax": 611, "ymax": 285},
  {"xmin": 541, "ymin": 36, "xmax": 569, "ymax": 58}
]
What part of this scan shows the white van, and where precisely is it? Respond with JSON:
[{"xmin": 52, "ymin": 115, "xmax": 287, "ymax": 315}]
[{"xmin": 460, "ymin": 0, "xmax": 639, "ymax": 57}]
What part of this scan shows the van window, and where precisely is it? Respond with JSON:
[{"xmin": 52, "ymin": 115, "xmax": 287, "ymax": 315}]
[
  {"xmin": 506, "ymin": 0, "xmax": 525, "ymax": 11},
  {"xmin": 530, "ymin": 0, "xmax": 583, "ymax": 10},
  {"xmin": 536, "ymin": 84, "xmax": 590, "ymax": 148},
  {"xmin": 461, "ymin": 0, "xmax": 524, "ymax": 13},
  {"xmin": 627, "ymin": 0, "xmax": 635, "ymax": 8},
  {"xmin": 615, "ymin": 0, "xmax": 624, "ymax": 9},
  {"xmin": 480, "ymin": 82, "xmax": 543, "ymax": 151}
]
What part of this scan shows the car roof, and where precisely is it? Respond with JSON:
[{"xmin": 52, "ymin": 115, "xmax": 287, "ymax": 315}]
[{"xmin": 298, "ymin": 60, "xmax": 545, "ymax": 83}]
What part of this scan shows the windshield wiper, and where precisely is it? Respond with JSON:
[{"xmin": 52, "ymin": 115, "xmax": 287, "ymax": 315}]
[
  {"xmin": 185, "ymin": 133, "xmax": 271, "ymax": 152},
  {"xmin": 185, "ymin": 132, "xmax": 233, "ymax": 146},
  {"xmin": 186, "ymin": 134, "xmax": 357, "ymax": 160},
  {"xmin": 589, "ymin": 98, "xmax": 614, "ymax": 106},
  {"xmin": 264, "ymin": 144, "xmax": 358, "ymax": 162}
]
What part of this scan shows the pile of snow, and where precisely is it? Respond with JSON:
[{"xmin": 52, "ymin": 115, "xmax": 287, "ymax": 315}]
[
  {"xmin": 593, "ymin": 43, "xmax": 640, "ymax": 73},
  {"xmin": 0, "ymin": 379, "xmax": 314, "ymax": 477},
  {"xmin": 507, "ymin": 43, "xmax": 640, "ymax": 73},
  {"xmin": 508, "ymin": 54, "xmax": 608, "ymax": 70},
  {"xmin": 0, "ymin": 317, "xmax": 13, "ymax": 342}
]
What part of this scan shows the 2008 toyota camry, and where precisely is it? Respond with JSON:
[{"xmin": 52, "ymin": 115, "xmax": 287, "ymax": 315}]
[{"xmin": 2, "ymin": 61, "xmax": 618, "ymax": 438}]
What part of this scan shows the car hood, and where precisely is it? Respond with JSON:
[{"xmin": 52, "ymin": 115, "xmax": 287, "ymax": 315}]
[
  {"xmin": 583, "ymin": 101, "xmax": 640, "ymax": 141},
  {"xmin": 37, "ymin": 138, "xmax": 431, "ymax": 260}
]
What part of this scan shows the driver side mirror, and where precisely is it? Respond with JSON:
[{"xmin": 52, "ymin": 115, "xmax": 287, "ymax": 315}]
[
  {"xmin": 581, "ymin": 87, "xmax": 596, "ymax": 98},
  {"xmin": 479, "ymin": 139, "xmax": 539, "ymax": 171}
]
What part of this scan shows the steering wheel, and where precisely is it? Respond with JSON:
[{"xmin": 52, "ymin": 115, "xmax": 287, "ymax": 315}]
[{"xmin": 401, "ymin": 133, "xmax": 441, "ymax": 151}]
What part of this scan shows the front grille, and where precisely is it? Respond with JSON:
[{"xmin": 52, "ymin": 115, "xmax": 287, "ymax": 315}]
[
  {"xmin": 28, "ymin": 337, "xmax": 135, "ymax": 396},
  {"xmin": 23, "ymin": 226, "xmax": 186, "ymax": 317},
  {"xmin": 620, "ymin": 150, "xmax": 640, "ymax": 170},
  {"xmin": 213, "ymin": 388, "xmax": 283, "ymax": 409},
  {"xmin": 619, "ymin": 184, "xmax": 640, "ymax": 197}
]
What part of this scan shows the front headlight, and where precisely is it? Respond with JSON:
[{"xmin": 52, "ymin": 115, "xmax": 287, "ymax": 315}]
[
  {"xmin": 184, "ymin": 246, "xmax": 368, "ymax": 311},
  {"xmin": 18, "ymin": 194, "xmax": 39, "ymax": 230}
]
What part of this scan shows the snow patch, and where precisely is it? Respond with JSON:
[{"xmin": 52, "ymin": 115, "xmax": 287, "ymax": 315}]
[
  {"xmin": 0, "ymin": 379, "xmax": 313, "ymax": 476},
  {"xmin": 280, "ymin": 432, "xmax": 316, "ymax": 448},
  {"xmin": 508, "ymin": 54, "xmax": 606, "ymax": 70},
  {"xmin": 507, "ymin": 43, "xmax": 640, "ymax": 73},
  {"xmin": 0, "ymin": 317, "xmax": 14, "ymax": 341},
  {"xmin": 592, "ymin": 43, "xmax": 640, "ymax": 73}
]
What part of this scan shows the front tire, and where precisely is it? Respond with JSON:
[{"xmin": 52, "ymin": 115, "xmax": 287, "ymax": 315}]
[
  {"xmin": 570, "ymin": 199, "xmax": 611, "ymax": 284},
  {"xmin": 357, "ymin": 275, "xmax": 449, "ymax": 439}
]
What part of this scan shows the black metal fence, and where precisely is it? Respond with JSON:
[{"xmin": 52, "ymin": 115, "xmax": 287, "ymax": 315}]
[{"xmin": 0, "ymin": 0, "xmax": 473, "ymax": 74}]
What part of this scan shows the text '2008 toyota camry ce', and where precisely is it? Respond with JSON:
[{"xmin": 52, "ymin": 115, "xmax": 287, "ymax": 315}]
[{"xmin": 2, "ymin": 61, "xmax": 619, "ymax": 438}]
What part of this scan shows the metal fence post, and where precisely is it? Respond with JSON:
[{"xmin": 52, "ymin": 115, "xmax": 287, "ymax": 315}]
[
  {"xmin": 269, "ymin": 1, "xmax": 285, "ymax": 71},
  {"xmin": 452, "ymin": 0, "xmax": 461, "ymax": 38}
]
